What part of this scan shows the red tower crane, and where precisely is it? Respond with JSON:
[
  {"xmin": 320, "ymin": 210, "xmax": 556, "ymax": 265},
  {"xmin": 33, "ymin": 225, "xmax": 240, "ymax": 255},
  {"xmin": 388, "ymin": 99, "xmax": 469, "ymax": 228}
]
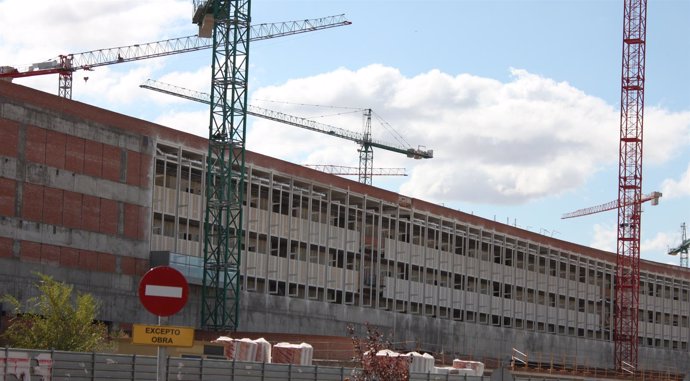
[
  {"xmin": 562, "ymin": 0, "xmax": 648, "ymax": 372},
  {"xmin": 614, "ymin": 0, "xmax": 647, "ymax": 372},
  {"xmin": 0, "ymin": 15, "xmax": 350, "ymax": 99}
]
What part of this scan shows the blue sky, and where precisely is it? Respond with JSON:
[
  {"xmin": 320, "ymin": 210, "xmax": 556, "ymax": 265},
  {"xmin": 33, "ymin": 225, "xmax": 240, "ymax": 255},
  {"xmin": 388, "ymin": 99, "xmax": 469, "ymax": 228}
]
[{"xmin": 1, "ymin": 0, "xmax": 689, "ymax": 264}]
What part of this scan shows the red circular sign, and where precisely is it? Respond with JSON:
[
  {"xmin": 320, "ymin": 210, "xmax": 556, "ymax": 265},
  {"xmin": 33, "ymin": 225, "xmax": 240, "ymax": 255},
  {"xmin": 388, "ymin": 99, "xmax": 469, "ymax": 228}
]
[{"xmin": 138, "ymin": 266, "xmax": 189, "ymax": 317}]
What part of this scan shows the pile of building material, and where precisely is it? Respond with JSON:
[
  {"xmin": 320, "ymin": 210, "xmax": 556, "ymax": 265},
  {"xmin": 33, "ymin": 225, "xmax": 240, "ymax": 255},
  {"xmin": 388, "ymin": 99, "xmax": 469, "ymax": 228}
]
[
  {"xmin": 213, "ymin": 337, "xmax": 312, "ymax": 365},
  {"xmin": 448, "ymin": 359, "xmax": 485, "ymax": 376},
  {"xmin": 373, "ymin": 350, "xmax": 485, "ymax": 376},
  {"xmin": 406, "ymin": 352, "xmax": 435, "ymax": 373},
  {"xmin": 271, "ymin": 342, "xmax": 314, "ymax": 365}
]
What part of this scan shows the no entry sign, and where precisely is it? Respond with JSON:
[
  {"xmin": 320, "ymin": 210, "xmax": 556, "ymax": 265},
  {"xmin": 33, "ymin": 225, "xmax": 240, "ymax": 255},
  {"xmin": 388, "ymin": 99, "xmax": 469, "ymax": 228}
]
[{"xmin": 138, "ymin": 266, "xmax": 189, "ymax": 317}]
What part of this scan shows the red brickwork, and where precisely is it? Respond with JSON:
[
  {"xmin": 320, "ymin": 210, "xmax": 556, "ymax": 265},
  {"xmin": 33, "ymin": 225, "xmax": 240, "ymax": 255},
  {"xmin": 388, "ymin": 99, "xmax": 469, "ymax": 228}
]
[
  {"xmin": 12, "ymin": 240, "xmax": 148, "ymax": 275},
  {"xmin": 0, "ymin": 177, "xmax": 15, "ymax": 216},
  {"xmin": 8, "ymin": 124, "xmax": 152, "ymax": 236},
  {"xmin": 82, "ymin": 194, "xmax": 101, "ymax": 230},
  {"xmin": 126, "ymin": 150, "xmax": 142, "ymax": 187},
  {"xmin": 22, "ymin": 183, "xmax": 44, "ymax": 221},
  {"xmin": 25, "ymin": 126, "xmax": 46, "ymax": 164},
  {"xmin": 65, "ymin": 135, "xmax": 85, "ymax": 173},
  {"xmin": 102, "ymin": 144, "xmax": 121, "ymax": 182},
  {"xmin": 0, "ymin": 237, "xmax": 13, "ymax": 258},
  {"xmin": 9, "ymin": 180, "xmax": 149, "ymax": 245},
  {"xmin": 62, "ymin": 190, "xmax": 83, "ymax": 228},
  {"xmin": 99, "ymin": 198, "xmax": 118, "ymax": 235},
  {"xmin": 84, "ymin": 141, "xmax": 103, "ymax": 177},
  {"xmin": 45, "ymin": 130, "xmax": 66, "ymax": 169},
  {"xmin": 78, "ymin": 249, "xmax": 99, "ymax": 271},
  {"xmin": 40, "ymin": 244, "xmax": 61, "ymax": 266},
  {"xmin": 123, "ymin": 203, "xmax": 141, "ymax": 240},
  {"xmin": 42, "ymin": 187, "xmax": 63, "ymax": 226},
  {"xmin": 0, "ymin": 120, "xmax": 19, "ymax": 157},
  {"xmin": 98, "ymin": 252, "xmax": 117, "ymax": 273},
  {"xmin": 59, "ymin": 246, "xmax": 80, "ymax": 268},
  {"xmin": 1, "ymin": 123, "xmax": 150, "ymax": 189},
  {"xmin": 20, "ymin": 240, "xmax": 42, "ymax": 262}
]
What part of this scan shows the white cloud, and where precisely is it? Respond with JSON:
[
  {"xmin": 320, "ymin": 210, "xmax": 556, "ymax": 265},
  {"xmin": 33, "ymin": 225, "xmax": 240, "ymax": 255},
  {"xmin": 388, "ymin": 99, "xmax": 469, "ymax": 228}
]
[
  {"xmin": 588, "ymin": 222, "xmax": 684, "ymax": 264},
  {"xmin": 0, "ymin": 0, "xmax": 192, "ymax": 95},
  {"xmin": 644, "ymin": 110, "xmax": 690, "ymax": 164},
  {"xmin": 249, "ymin": 64, "xmax": 690, "ymax": 204},
  {"xmin": 140, "ymin": 66, "xmax": 212, "ymax": 105},
  {"xmin": 76, "ymin": 65, "xmax": 155, "ymax": 105},
  {"xmin": 0, "ymin": 0, "xmax": 189, "ymax": 52},
  {"xmin": 154, "ymin": 110, "xmax": 208, "ymax": 138},
  {"xmin": 661, "ymin": 163, "xmax": 690, "ymax": 199},
  {"xmin": 590, "ymin": 223, "xmax": 616, "ymax": 253},
  {"xmin": 641, "ymin": 231, "xmax": 676, "ymax": 255}
]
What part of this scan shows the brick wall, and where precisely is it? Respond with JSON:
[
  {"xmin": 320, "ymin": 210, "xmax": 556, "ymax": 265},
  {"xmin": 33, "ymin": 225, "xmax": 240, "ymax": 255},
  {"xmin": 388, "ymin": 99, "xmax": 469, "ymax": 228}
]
[{"xmin": 0, "ymin": 92, "xmax": 153, "ymax": 277}]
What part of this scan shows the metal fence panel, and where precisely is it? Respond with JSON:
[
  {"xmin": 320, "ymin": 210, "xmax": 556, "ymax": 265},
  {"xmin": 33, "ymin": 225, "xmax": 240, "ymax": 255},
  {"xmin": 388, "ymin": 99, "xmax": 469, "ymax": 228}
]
[
  {"xmin": 2, "ymin": 348, "xmax": 366, "ymax": 381},
  {"xmin": 0, "ymin": 350, "xmax": 598, "ymax": 381},
  {"xmin": 134, "ymin": 356, "xmax": 158, "ymax": 380},
  {"xmin": 167, "ymin": 357, "xmax": 204, "ymax": 381},
  {"xmin": 198, "ymin": 358, "xmax": 235, "ymax": 380},
  {"xmin": 311, "ymin": 366, "xmax": 352, "ymax": 381},
  {"xmin": 51, "ymin": 351, "xmax": 95, "ymax": 381},
  {"xmin": 409, "ymin": 373, "xmax": 490, "ymax": 381},
  {"xmin": 93, "ymin": 354, "xmax": 137, "ymax": 380}
]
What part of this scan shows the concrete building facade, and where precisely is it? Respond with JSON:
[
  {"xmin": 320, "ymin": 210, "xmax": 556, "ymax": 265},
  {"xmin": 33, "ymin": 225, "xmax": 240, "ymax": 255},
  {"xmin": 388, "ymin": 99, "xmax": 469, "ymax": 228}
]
[{"xmin": 1, "ymin": 81, "xmax": 688, "ymax": 373}]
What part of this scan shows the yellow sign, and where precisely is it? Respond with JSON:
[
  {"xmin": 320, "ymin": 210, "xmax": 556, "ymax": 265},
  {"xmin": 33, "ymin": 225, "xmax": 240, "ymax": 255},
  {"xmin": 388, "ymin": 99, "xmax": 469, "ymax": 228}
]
[{"xmin": 132, "ymin": 324, "xmax": 194, "ymax": 347}]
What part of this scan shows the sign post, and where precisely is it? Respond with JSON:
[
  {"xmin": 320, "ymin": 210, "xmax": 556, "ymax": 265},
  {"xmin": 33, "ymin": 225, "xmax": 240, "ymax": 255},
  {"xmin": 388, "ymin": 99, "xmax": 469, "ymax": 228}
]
[{"xmin": 137, "ymin": 266, "xmax": 190, "ymax": 381}]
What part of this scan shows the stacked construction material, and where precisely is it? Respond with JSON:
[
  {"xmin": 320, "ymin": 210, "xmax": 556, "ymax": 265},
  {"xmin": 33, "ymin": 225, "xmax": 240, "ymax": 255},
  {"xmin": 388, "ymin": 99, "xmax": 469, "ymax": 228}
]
[
  {"xmin": 451, "ymin": 359, "xmax": 485, "ymax": 376},
  {"xmin": 271, "ymin": 342, "xmax": 313, "ymax": 365},
  {"xmin": 405, "ymin": 352, "xmax": 435, "ymax": 374},
  {"xmin": 213, "ymin": 336, "xmax": 235, "ymax": 359},
  {"xmin": 254, "ymin": 337, "xmax": 272, "ymax": 363},
  {"xmin": 213, "ymin": 337, "xmax": 257, "ymax": 361}
]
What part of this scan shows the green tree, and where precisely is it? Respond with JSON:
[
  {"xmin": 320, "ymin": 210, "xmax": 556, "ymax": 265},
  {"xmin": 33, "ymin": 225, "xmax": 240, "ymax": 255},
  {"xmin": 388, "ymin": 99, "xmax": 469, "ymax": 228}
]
[{"xmin": 2, "ymin": 273, "xmax": 110, "ymax": 351}]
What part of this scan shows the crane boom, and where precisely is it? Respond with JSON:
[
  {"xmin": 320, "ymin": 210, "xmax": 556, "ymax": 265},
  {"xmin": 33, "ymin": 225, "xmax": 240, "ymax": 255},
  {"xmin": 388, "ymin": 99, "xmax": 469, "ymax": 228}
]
[
  {"xmin": 0, "ymin": 14, "xmax": 351, "ymax": 98},
  {"xmin": 561, "ymin": 191, "xmax": 661, "ymax": 219},
  {"xmin": 139, "ymin": 79, "xmax": 434, "ymax": 164},
  {"xmin": 668, "ymin": 240, "xmax": 690, "ymax": 256},
  {"xmin": 304, "ymin": 165, "xmax": 407, "ymax": 176}
]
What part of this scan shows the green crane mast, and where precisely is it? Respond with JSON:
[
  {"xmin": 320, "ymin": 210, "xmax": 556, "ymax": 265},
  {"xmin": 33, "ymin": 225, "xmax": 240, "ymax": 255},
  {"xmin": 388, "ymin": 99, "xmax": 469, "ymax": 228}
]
[
  {"xmin": 668, "ymin": 223, "xmax": 690, "ymax": 268},
  {"xmin": 193, "ymin": 0, "xmax": 250, "ymax": 331}
]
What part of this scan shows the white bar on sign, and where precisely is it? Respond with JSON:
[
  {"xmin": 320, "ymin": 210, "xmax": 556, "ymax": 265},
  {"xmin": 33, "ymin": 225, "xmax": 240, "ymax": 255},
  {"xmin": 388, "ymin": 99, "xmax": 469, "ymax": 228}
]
[{"xmin": 145, "ymin": 285, "xmax": 183, "ymax": 298}]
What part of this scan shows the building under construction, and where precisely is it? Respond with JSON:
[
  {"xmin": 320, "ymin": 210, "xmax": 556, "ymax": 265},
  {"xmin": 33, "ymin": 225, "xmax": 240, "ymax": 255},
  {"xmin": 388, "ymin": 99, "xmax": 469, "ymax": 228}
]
[{"xmin": 1, "ymin": 81, "xmax": 689, "ymax": 375}]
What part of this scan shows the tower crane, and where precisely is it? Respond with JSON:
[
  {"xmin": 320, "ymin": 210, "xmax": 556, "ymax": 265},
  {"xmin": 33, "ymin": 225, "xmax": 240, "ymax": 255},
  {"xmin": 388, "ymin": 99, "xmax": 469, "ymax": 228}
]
[
  {"xmin": 192, "ymin": 0, "xmax": 249, "ymax": 331},
  {"xmin": 0, "ymin": 14, "xmax": 350, "ymax": 99},
  {"xmin": 561, "ymin": 191, "xmax": 661, "ymax": 219},
  {"xmin": 561, "ymin": 0, "xmax": 649, "ymax": 371},
  {"xmin": 139, "ymin": 79, "xmax": 434, "ymax": 185},
  {"xmin": 668, "ymin": 223, "xmax": 689, "ymax": 268}
]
